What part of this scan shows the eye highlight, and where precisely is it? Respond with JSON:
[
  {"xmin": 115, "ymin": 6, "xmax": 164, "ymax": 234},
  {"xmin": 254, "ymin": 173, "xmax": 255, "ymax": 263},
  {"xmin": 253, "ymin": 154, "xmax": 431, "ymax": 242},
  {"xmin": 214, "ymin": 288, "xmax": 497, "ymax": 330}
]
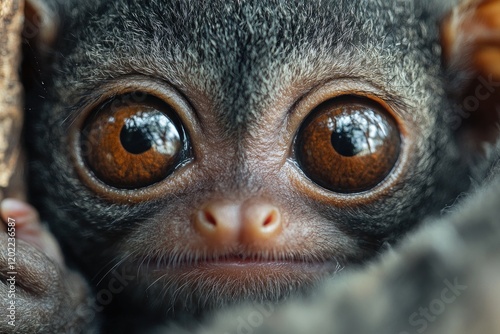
[
  {"xmin": 81, "ymin": 94, "xmax": 187, "ymax": 189},
  {"xmin": 295, "ymin": 96, "xmax": 401, "ymax": 193}
]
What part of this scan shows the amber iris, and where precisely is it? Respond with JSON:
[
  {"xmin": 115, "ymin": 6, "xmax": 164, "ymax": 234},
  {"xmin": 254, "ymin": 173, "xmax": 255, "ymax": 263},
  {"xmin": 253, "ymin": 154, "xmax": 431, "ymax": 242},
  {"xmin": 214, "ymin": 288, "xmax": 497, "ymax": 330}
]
[
  {"xmin": 296, "ymin": 97, "xmax": 401, "ymax": 193},
  {"xmin": 81, "ymin": 96, "xmax": 183, "ymax": 189}
]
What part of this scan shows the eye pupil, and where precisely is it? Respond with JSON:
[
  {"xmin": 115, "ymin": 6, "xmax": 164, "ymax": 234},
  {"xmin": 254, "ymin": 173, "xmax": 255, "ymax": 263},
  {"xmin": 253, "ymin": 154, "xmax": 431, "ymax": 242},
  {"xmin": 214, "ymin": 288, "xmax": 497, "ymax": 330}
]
[
  {"xmin": 120, "ymin": 125, "xmax": 153, "ymax": 154},
  {"xmin": 296, "ymin": 97, "xmax": 401, "ymax": 193},
  {"xmin": 118, "ymin": 110, "xmax": 182, "ymax": 156},
  {"xmin": 331, "ymin": 130, "xmax": 363, "ymax": 157},
  {"xmin": 330, "ymin": 111, "xmax": 384, "ymax": 157},
  {"xmin": 81, "ymin": 96, "xmax": 187, "ymax": 189}
]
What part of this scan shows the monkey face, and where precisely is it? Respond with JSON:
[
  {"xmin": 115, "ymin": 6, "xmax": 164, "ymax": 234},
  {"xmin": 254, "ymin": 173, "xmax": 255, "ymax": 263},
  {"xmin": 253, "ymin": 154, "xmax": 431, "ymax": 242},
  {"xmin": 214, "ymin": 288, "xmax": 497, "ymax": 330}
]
[
  {"xmin": 25, "ymin": 0, "xmax": 474, "ymax": 316},
  {"xmin": 62, "ymin": 75, "xmax": 408, "ymax": 308}
]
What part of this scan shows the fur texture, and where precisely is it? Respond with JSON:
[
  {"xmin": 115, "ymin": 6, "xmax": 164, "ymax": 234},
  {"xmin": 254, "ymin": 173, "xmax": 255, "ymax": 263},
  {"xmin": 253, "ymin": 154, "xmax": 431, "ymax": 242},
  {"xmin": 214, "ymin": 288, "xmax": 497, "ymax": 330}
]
[
  {"xmin": 167, "ymin": 159, "xmax": 500, "ymax": 334},
  {"xmin": 22, "ymin": 0, "xmax": 500, "ymax": 332}
]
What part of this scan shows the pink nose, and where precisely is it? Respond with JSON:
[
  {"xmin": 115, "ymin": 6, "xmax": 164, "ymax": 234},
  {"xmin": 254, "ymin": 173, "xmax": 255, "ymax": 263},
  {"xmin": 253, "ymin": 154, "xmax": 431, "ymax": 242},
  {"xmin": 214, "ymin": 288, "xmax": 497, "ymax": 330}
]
[{"xmin": 193, "ymin": 200, "xmax": 282, "ymax": 246}]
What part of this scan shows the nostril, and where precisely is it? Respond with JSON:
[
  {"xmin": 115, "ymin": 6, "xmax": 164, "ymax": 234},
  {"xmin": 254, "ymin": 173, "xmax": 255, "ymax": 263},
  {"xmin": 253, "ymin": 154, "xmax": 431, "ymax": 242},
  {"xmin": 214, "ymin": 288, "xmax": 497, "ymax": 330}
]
[
  {"xmin": 194, "ymin": 202, "xmax": 240, "ymax": 244},
  {"xmin": 263, "ymin": 211, "xmax": 277, "ymax": 227},
  {"xmin": 263, "ymin": 215, "xmax": 272, "ymax": 227},
  {"xmin": 204, "ymin": 211, "xmax": 217, "ymax": 226},
  {"xmin": 260, "ymin": 209, "xmax": 281, "ymax": 233},
  {"xmin": 241, "ymin": 203, "xmax": 282, "ymax": 243}
]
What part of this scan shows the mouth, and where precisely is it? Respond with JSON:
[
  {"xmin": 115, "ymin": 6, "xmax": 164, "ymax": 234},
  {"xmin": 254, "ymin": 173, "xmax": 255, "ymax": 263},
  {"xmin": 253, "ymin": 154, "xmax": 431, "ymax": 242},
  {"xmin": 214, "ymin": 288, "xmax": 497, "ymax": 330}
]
[
  {"xmin": 191, "ymin": 254, "xmax": 334, "ymax": 267},
  {"xmin": 114, "ymin": 251, "xmax": 344, "ymax": 310},
  {"xmin": 140, "ymin": 252, "xmax": 341, "ymax": 278}
]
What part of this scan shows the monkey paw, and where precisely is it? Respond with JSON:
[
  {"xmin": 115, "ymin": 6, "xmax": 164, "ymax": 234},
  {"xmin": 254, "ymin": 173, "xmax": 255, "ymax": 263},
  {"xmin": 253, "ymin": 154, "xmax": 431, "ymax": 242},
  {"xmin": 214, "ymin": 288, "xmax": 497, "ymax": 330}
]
[{"xmin": 0, "ymin": 199, "xmax": 96, "ymax": 333}]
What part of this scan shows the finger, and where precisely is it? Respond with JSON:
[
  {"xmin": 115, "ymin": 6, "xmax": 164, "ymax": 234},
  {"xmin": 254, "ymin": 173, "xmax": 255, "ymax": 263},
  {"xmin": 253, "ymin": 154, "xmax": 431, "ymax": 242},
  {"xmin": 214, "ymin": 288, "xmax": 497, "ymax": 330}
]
[{"xmin": 0, "ymin": 199, "xmax": 64, "ymax": 266}]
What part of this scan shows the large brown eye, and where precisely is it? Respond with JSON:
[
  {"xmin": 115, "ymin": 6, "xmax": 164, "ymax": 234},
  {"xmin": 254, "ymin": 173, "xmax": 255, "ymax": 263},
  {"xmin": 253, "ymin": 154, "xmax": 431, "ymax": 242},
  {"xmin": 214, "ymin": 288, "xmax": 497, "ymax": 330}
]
[
  {"xmin": 296, "ymin": 96, "xmax": 401, "ymax": 193},
  {"xmin": 81, "ymin": 95, "xmax": 186, "ymax": 189}
]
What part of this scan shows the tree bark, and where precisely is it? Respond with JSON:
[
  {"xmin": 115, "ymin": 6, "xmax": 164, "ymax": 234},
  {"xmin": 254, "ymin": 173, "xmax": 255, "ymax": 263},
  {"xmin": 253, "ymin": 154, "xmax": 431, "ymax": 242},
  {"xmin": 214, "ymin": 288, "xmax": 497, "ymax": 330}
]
[{"xmin": 0, "ymin": 0, "xmax": 25, "ymax": 201}]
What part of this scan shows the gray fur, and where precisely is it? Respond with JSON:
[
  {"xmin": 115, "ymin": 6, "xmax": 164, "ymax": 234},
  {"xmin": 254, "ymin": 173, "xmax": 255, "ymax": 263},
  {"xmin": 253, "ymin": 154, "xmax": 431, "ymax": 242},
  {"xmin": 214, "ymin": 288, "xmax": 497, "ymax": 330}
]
[{"xmin": 22, "ymin": 0, "xmax": 499, "ymax": 332}]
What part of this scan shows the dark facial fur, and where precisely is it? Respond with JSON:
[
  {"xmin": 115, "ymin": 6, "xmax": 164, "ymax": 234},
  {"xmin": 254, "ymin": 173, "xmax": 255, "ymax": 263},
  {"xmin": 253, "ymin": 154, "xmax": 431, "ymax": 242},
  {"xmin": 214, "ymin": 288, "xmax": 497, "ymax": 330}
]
[{"xmin": 24, "ymin": 0, "xmax": 487, "ymax": 330}]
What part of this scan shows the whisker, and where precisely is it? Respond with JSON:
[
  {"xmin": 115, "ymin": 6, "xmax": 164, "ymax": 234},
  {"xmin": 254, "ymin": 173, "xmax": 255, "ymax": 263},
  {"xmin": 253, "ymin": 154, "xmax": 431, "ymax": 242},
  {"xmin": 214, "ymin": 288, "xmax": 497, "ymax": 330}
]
[
  {"xmin": 95, "ymin": 253, "xmax": 132, "ymax": 286},
  {"xmin": 146, "ymin": 272, "xmax": 169, "ymax": 291}
]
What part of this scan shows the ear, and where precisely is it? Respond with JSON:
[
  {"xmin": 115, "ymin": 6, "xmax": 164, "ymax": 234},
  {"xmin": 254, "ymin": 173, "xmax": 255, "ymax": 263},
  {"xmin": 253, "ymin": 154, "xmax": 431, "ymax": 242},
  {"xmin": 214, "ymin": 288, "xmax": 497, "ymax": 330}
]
[
  {"xmin": 24, "ymin": 0, "xmax": 58, "ymax": 44},
  {"xmin": 441, "ymin": 0, "xmax": 500, "ymax": 154},
  {"xmin": 22, "ymin": 0, "xmax": 59, "ymax": 91}
]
